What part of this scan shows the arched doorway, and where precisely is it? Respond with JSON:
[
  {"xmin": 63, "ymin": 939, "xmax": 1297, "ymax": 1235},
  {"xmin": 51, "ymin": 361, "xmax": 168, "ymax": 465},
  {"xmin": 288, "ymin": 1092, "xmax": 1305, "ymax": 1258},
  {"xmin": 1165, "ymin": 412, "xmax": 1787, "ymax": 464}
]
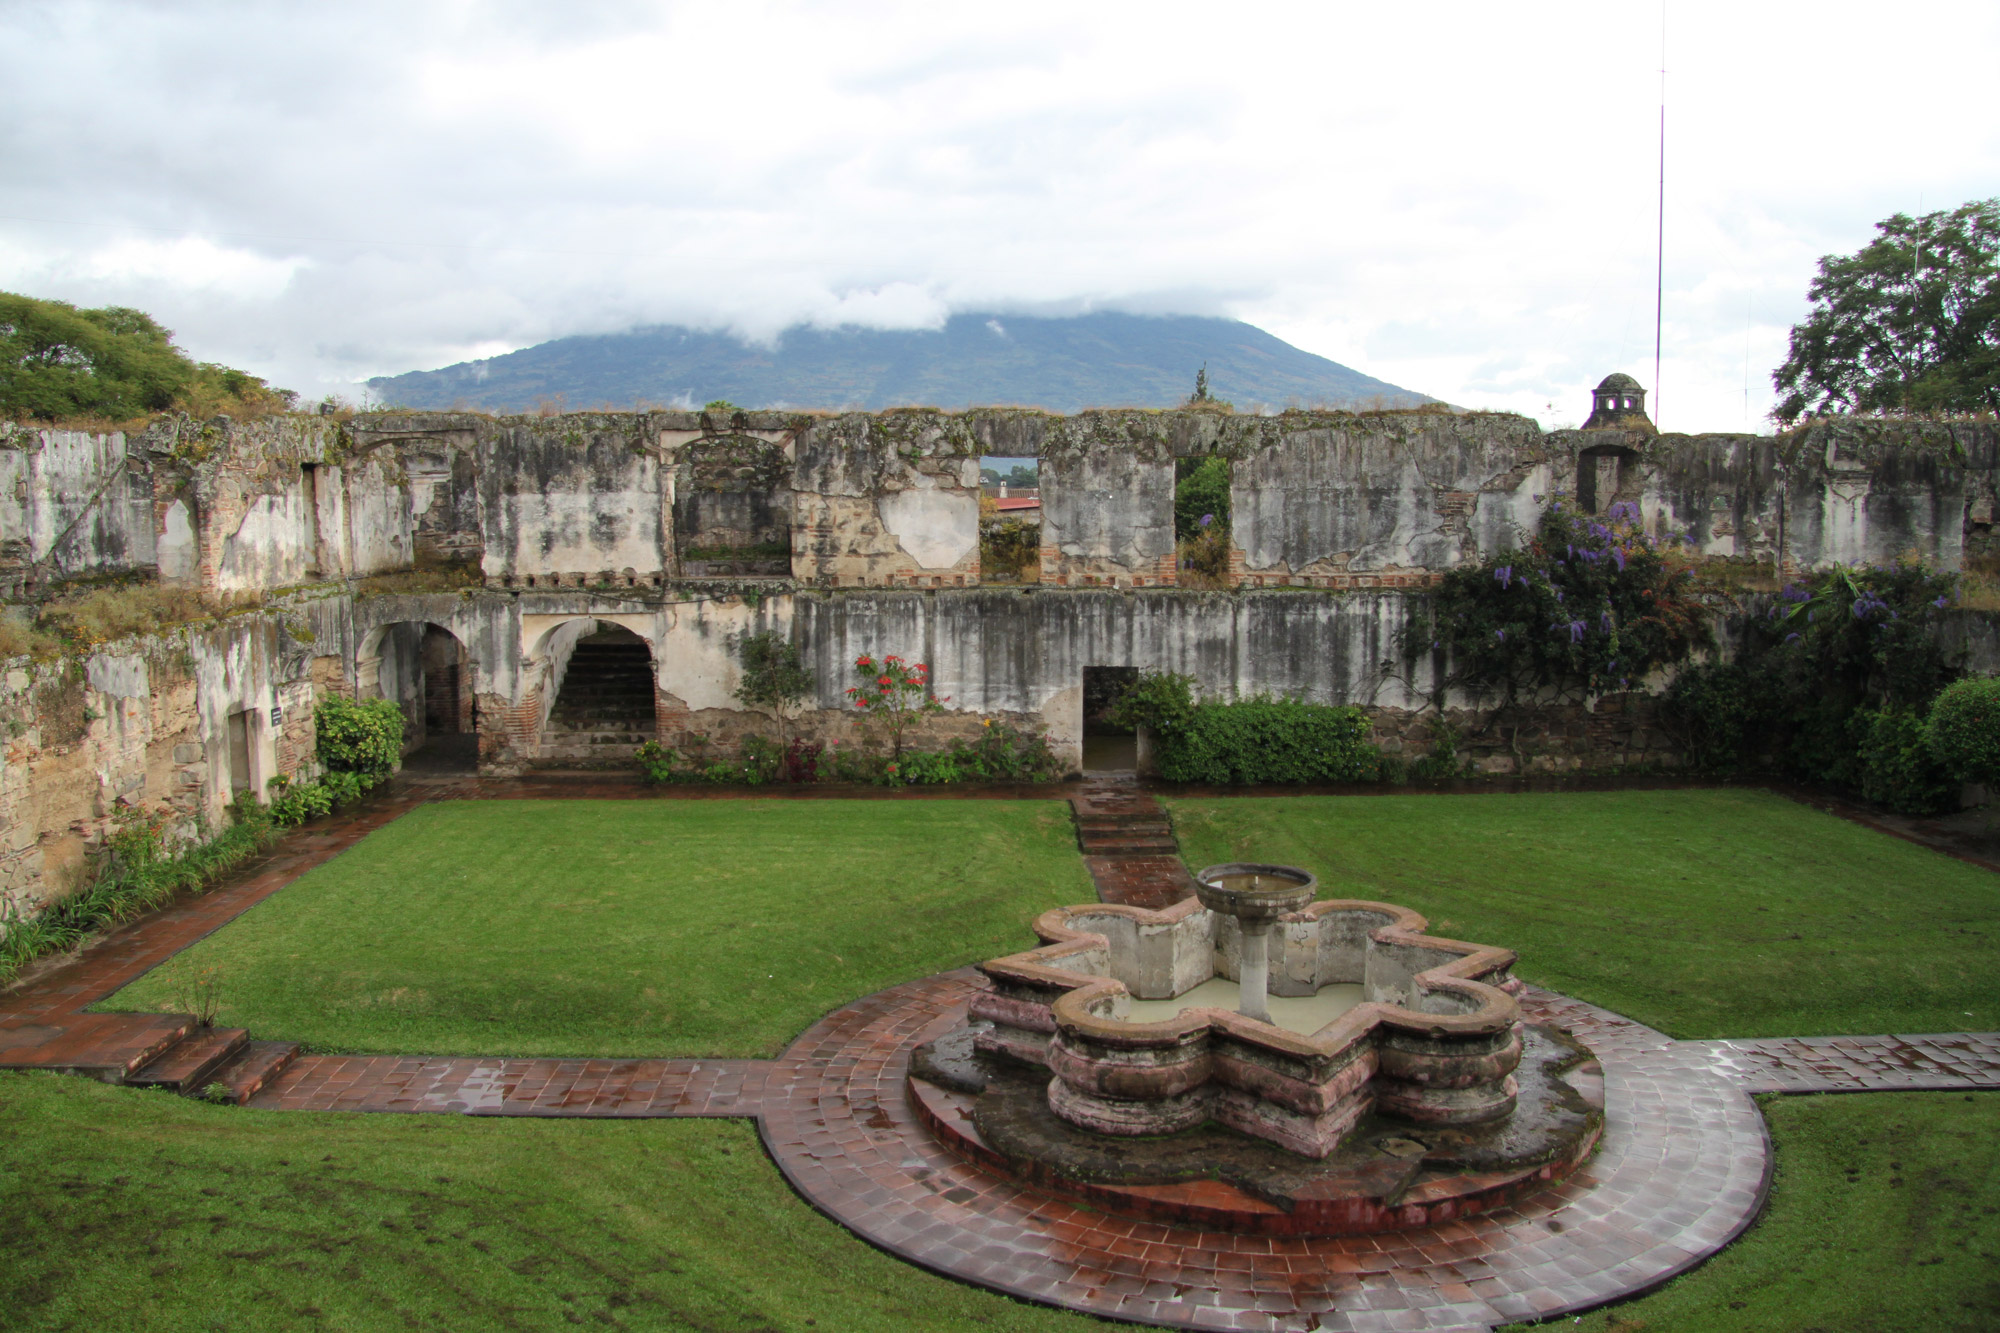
[
  {"xmin": 541, "ymin": 623, "xmax": 659, "ymax": 765},
  {"xmin": 356, "ymin": 621, "xmax": 478, "ymax": 772}
]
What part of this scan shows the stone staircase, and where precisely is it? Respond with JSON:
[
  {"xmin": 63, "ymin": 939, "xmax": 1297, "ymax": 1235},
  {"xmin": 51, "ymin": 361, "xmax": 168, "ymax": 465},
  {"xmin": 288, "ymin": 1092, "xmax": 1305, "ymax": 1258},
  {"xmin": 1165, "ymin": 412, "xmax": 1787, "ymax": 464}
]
[
  {"xmin": 0, "ymin": 1010, "xmax": 300, "ymax": 1104},
  {"xmin": 1068, "ymin": 773, "xmax": 1200, "ymax": 910},
  {"xmin": 542, "ymin": 636, "xmax": 657, "ymax": 763},
  {"xmin": 128, "ymin": 1027, "xmax": 301, "ymax": 1103}
]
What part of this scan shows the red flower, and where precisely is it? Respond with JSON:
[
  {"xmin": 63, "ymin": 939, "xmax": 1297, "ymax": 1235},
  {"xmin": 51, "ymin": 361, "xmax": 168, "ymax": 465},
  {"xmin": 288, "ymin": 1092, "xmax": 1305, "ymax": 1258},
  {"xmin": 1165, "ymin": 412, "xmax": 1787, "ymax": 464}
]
[
  {"xmin": 878, "ymin": 675, "xmax": 891, "ymax": 686},
  {"xmin": 855, "ymin": 656, "xmax": 872, "ymax": 668}
]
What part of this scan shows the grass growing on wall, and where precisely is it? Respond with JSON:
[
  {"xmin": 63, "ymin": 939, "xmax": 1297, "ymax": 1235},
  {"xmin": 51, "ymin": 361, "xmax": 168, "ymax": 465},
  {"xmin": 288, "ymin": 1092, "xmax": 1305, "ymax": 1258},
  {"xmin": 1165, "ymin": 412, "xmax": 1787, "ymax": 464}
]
[
  {"xmin": 1166, "ymin": 789, "xmax": 2000, "ymax": 1039},
  {"xmin": 0, "ymin": 1072, "xmax": 1100, "ymax": 1333},
  {"xmin": 101, "ymin": 799, "xmax": 1093, "ymax": 1059}
]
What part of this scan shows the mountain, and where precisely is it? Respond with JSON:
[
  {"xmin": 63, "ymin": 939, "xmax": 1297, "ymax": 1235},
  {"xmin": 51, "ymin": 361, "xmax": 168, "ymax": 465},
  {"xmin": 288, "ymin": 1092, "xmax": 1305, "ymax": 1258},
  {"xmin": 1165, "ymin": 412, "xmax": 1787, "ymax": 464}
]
[{"xmin": 366, "ymin": 312, "xmax": 1428, "ymax": 414}]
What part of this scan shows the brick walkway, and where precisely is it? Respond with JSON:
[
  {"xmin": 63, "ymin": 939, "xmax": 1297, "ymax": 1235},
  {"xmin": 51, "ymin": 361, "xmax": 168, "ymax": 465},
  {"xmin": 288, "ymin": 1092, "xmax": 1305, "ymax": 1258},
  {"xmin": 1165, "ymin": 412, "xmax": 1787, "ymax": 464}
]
[
  {"xmin": 3, "ymin": 772, "xmax": 1998, "ymax": 1330},
  {"xmin": 1072, "ymin": 773, "xmax": 1201, "ymax": 908},
  {"xmin": 1682, "ymin": 1032, "xmax": 2000, "ymax": 1094}
]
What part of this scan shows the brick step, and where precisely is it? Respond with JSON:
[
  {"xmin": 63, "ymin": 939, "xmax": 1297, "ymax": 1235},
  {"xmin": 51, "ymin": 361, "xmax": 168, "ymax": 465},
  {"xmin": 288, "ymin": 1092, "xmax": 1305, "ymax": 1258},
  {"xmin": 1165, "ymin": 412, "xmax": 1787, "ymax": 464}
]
[
  {"xmin": 211, "ymin": 1040, "xmax": 302, "ymax": 1104},
  {"xmin": 1075, "ymin": 815, "xmax": 1172, "ymax": 833},
  {"xmin": 544, "ymin": 725, "xmax": 655, "ymax": 741},
  {"xmin": 129, "ymin": 1026, "xmax": 249, "ymax": 1092},
  {"xmin": 1079, "ymin": 834, "xmax": 1180, "ymax": 855}
]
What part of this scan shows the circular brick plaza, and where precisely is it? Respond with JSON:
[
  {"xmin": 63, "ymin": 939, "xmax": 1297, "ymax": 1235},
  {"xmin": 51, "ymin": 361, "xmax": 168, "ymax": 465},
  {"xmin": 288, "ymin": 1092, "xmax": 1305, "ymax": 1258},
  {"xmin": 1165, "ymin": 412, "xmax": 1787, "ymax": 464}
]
[{"xmin": 756, "ymin": 971, "xmax": 1772, "ymax": 1333}]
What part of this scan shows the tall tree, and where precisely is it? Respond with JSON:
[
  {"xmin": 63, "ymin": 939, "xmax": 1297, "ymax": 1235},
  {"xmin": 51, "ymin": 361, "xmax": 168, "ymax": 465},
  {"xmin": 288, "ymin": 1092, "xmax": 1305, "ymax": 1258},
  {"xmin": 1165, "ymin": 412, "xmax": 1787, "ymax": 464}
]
[
  {"xmin": 0, "ymin": 290, "xmax": 293, "ymax": 422},
  {"xmin": 1772, "ymin": 199, "xmax": 2000, "ymax": 424}
]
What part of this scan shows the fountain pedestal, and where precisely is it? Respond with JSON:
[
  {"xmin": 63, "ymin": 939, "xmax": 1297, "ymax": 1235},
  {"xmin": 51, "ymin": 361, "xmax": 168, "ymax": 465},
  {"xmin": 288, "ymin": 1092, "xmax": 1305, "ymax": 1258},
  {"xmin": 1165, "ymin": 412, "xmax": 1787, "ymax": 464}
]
[{"xmin": 1192, "ymin": 863, "xmax": 1318, "ymax": 1024}]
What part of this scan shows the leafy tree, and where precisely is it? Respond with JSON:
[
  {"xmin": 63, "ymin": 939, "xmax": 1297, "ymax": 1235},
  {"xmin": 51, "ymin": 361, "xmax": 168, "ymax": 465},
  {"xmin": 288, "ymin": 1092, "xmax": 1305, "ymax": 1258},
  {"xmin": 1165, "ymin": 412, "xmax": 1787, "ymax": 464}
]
[
  {"xmin": 0, "ymin": 290, "xmax": 294, "ymax": 422},
  {"xmin": 1772, "ymin": 199, "xmax": 2000, "ymax": 423},
  {"xmin": 733, "ymin": 630, "xmax": 815, "ymax": 745},
  {"xmin": 1189, "ymin": 364, "xmax": 1211, "ymax": 403},
  {"xmin": 1174, "ymin": 455, "xmax": 1230, "ymax": 541}
]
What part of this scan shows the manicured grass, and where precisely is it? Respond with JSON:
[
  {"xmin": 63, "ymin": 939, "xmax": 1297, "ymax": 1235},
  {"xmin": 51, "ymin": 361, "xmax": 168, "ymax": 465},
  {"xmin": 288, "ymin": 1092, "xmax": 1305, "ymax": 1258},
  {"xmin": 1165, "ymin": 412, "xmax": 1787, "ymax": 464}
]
[
  {"xmin": 0, "ymin": 1072, "xmax": 1097, "ymax": 1333},
  {"xmin": 1166, "ymin": 789, "xmax": 1999, "ymax": 1039},
  {"xmin": 1501, "ymin": 1091, "xmax": 2000, "ymax": 1333},
  {"xmin": 103, "ymin": 799, "xmax": 1092, "ymax": 1058}
]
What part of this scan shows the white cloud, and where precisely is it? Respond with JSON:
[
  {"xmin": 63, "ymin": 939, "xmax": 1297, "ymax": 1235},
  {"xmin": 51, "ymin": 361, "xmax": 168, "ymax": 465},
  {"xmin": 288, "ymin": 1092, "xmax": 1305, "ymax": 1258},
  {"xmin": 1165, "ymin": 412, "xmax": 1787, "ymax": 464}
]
[{"xmin": 0, "ymin": 0, "xmax": 1994, "ymax": 426}]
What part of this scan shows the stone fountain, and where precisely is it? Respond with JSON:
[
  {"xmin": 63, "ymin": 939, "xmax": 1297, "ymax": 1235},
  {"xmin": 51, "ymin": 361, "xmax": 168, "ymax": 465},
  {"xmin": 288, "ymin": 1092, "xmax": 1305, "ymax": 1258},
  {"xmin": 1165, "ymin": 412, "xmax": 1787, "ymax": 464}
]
[
  {"xmin": 908, "ymin": 863, "xmax": 1606, "ymax": 1236},
  {"xmin": 1190, "ymin": 863, "xmax": 1317, "ymax": 1024}
]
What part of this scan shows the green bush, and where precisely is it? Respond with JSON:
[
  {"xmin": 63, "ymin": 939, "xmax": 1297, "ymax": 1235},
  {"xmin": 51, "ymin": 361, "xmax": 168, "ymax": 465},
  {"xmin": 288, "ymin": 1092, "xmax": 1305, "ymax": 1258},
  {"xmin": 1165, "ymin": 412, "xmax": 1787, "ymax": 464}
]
[
  {"xmin": 1107, "ymin": 672, "xmax": 1196, "ymax": 736},
  {"xmin": 265, "ymin": 777, "xmax": 334, "ymax": 828},
  {"xmin": 1927, "ymin": 676, "xmax": 2000, "ymax": 785},
  {"xmin": 1661, "ymin": 660, "xmax": 1758, "ymax": 773},
  {"xmin": 1155, "ymin": 697, "xmax": 1381, "ymax": 785},
  {"xmin": 1855, "ymin": 706, "xmax": 1959, "ymax": 815},
  {"xmin": 316, "ymin": 696, "xmax": 404, "ymax": 774}
]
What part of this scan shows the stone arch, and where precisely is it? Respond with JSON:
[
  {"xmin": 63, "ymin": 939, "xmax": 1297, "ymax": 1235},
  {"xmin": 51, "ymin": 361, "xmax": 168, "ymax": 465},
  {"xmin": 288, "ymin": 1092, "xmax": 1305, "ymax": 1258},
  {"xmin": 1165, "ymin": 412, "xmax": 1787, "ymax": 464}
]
[
  {"xmin": 355, "ymin": 618, "xmax": 478, "ymax": 763},
  {"xmin": 522, "ymin": 615, "xmax": 665, "ymax": 764}
]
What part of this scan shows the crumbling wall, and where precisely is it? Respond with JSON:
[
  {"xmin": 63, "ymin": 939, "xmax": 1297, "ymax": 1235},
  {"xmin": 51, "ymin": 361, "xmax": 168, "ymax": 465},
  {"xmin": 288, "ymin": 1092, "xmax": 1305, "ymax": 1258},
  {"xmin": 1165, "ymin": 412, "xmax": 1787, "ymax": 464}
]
[
  {"xmin": 0, "ymin": 427, "xmax": 156, "ymax": 595},
  {"xmin": 1230, "ymin": 412, "xmax": 1549, "ymax": 587},
  {"xmin": 670, "ymin": 426, "xmax": 793, "ymax": 576},
  {"xmin": 0, "ymin": 610, "xmax": 317, "ymax": 924},
  {"xmin": 1037, "ymin": 419, "xmax": 1178, "ymax": 587},
  {"xmin": 474, "ymin": 415, "xmax": 667, "ymax": 587},
  {"xmin": 791, "ymin": 412, "xmax": 982, "ymax": 587}
]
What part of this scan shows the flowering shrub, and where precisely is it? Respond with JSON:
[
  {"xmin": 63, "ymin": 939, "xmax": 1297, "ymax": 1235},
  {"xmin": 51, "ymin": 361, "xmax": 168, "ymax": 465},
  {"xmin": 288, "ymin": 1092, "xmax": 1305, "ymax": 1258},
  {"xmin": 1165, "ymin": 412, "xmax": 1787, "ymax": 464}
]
[
  {"xmin": 846, "ymin": 655, "xmax": 948, "ymax": 758},
  {"xmin": 1418, "ymin": 502, "xmax": 1710, "ymax": 705}
]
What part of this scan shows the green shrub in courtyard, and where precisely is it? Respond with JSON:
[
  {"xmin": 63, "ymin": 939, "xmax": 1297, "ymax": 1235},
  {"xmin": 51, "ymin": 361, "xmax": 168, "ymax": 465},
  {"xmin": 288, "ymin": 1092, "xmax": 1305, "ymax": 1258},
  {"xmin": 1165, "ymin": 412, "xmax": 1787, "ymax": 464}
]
[
  {"xmin": 1854, "ymin": 705, "xmax": 1958, "ymax": 815},
  {"xmin": 1110, "ymin": 673, "xmax": 1382, "ymax": 785},
  {"xmin": 1161, "ymin": 697, "xmax": 1381, "ymax": 785},
  {"xmin": 315, "ymin": 695, "xmax": 403, "ymax": 774},
  {"xmin": 1926, "ymin": 675, "xmax": 2000, "ymax": 786}
]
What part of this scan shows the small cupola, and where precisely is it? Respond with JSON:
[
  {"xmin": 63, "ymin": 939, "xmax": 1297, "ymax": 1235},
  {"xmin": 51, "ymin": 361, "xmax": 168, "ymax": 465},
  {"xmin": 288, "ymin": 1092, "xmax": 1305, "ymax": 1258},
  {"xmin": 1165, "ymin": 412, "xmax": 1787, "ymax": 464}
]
[{"xmin": 1582, "ymin": 373, "xmax": 1653, "ymax": 432}]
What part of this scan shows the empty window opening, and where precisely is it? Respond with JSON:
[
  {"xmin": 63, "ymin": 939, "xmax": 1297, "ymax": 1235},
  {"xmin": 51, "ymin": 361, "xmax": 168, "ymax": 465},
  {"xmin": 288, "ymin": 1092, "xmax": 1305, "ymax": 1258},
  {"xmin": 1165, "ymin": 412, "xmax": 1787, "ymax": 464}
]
[
  {"xmin": 300, "ymin": 464, "xmax": 322, "ymax": 574},
  {"xmin": 1082, "ymin": 666, "xmax": 1140, "ymax": 772},
  {"xmin": 1175, "ymin": 455, "xmax": 1231, "ymax": 588},
  {"xmin": 676, "ymin": 436, "xmax": 793, "ymax": 577},
  {"xmin": 1576, "ymin": 446, "xmax": 1637, "ymax": 516},
  {"xmin": 979, "ymin": 456, "xmax": 1040, "ymax": 582},
  {"xmin": 545, "ymin": 626, "xmax": 657, "ymax": 762}
]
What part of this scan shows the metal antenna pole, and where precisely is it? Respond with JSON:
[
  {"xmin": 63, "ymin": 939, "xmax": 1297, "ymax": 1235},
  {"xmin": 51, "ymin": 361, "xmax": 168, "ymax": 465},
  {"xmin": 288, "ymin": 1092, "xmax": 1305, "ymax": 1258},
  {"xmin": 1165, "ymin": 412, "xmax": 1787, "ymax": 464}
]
[{"xmin": 1654, "ymin": 4, "xmax": 1666, "ymax": 429}]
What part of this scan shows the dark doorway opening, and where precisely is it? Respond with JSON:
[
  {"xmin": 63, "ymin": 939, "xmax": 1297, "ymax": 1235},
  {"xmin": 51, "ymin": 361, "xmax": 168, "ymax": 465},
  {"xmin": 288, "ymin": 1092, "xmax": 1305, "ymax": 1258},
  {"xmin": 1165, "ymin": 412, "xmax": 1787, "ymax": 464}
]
[
  {"xmin": 545, "ymin": 626, "xmax": 657, "ymax": 763},
  {"xmin": 1082, "ymin": 666, "xmax": 1140, "ymax": 772}
]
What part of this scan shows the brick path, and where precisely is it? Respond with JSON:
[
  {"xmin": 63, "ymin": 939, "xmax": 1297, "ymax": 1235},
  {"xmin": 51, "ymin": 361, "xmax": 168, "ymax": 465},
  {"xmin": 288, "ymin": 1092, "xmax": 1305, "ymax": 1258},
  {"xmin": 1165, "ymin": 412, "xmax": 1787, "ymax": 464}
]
[
  {"xmin": 2, "ymin": 772, "xmax": 1997, "ymax": 1330},
  {"xmin": 1071, "ymin": 772, "xmax": 1201, "ymax": 908},
  {"xmin": 1682, "ymin": 1032, "xmax": 2000, "ymax": 1094}
]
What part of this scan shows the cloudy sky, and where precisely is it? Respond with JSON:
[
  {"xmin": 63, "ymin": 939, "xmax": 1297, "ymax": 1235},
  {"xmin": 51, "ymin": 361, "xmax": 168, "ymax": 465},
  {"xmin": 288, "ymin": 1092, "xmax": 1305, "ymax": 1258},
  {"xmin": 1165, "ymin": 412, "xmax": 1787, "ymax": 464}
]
[{"xmin": 3, "ymin": 0, "xmax": 1995, "ymax": 430}]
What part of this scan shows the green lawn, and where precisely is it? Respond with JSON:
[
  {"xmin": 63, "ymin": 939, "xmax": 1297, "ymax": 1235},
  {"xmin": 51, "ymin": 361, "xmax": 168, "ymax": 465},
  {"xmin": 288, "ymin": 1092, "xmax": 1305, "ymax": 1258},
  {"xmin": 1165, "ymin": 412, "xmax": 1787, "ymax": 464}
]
[
  {"xmin": 1502, "ymin": 1091, "xmax": 2000, "ymax": 1333},
  {"xmin": 0, "ymin": 1072, "xmax": 1098, "ymax": 1333},
  {"xmin": 103, "ymin": 799, "xmax": 1092, "ymax": 1059},
  {"xmin": 1167, "ymin": 789, "xmax": 2000, "ymax": 1039},
  {"xmin": 5, "ymin": 1075, "xmax": 1991, "ymax": 1333}
]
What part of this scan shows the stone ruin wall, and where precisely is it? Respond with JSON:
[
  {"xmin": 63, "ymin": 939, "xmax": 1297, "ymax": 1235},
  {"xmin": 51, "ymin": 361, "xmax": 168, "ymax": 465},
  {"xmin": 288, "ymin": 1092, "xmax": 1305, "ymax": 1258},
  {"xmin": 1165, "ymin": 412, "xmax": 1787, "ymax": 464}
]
[{"xmin": 3, "ymin": 405, "xmax": 1999, "ymax": 919}]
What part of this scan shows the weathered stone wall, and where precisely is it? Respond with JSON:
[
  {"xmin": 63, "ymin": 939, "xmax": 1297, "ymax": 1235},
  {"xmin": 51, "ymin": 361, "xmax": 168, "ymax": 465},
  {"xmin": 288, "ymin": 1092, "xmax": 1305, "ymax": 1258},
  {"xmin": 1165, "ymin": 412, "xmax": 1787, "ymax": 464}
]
[
  {"xmin": 0, "ymin": 609, "xmax": 323, "ymax": 923},
  {"xmin": 0, "ymin": 426, "xmax": 156, "ymax": 595},
  {"xmin": 16, "ymin": 408, "xmax": 1997, "ymax": 598},
  {"xmin": 791, "ymin": 412, "xmax": 982, "ymax": 587}
]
